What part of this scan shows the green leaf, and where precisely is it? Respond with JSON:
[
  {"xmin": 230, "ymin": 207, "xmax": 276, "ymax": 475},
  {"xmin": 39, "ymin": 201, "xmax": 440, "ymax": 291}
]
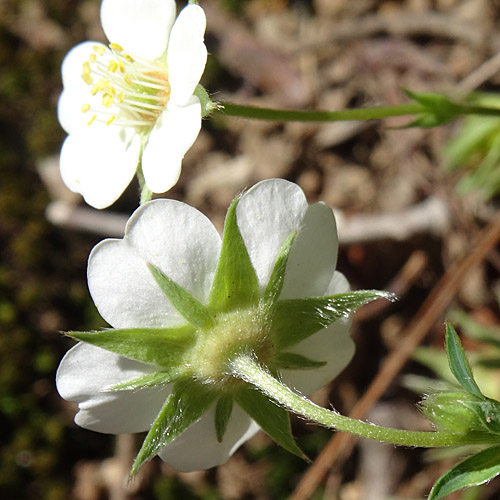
[
  {"xmin": 275, "ymin": 352, "xmax": 326, "ymax": 370},
  {"xmin": 272, "ymin": 290, "xmax": 392, "ymax": 349},
  {"xmin": 208, "ymin": 196, "xmax": 260, "ymax": 313},
  {"xmin": 446, "ymin": 322, "xmax": 485, "ymax": 400},
  {"xmin": 261, "ymin": 231, "xmax": 296, "ymax": 311},
  {"xmin": 402, "ymin": 89, "xmax": 459, "ymax": 128},
  {"xmin": 70, "ymin": 325, "xmax": 195, "ymax": 368},
  {"xmin": 215, "ymin": 394, "xmax": 234, "ymax": 442},
  {"xmin": 131, "ymin": 378, "xmax": 218, "ymax": 476},
  {"xmin": 107, "ymin": 368, "xmax": 185, "ymax": 391},
  {"xmin": 428, "ymin": 445, "xmax": 500, "ymax": 499},
  {"xmin": 147, "ymin": 263, "xmax": 214, "ymax": 328},
  {"xmin": 235, "ymin": 385, "xmax": 305, "ymax": 459}
]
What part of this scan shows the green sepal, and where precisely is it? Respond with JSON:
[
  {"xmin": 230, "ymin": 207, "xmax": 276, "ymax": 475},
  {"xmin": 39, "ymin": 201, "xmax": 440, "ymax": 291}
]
[
  {"xmin": 215, "ymin": 394, "xmax": 234, "ymax": 443},
  {"xmin": 208, "ymin": 196, "xmax": 260, "ymax": 313},
  {"xmin": 272, "ymin": 290, "xmax": 393, "ymax": 349},
  {"xmin": 106, "ymin": 368, "xmax": 186, "ymax": 392},
  {"xmin": 428, "ymin": 445, "xmax": 500, "ymax": 499},
  {"xmin": 275, "ymin": 352, "xmax": 326, "ymax": 370},
  {"xmin": 402, "ymin": 88, "xmax": 459, "ymax": 128},
  {"xmin": 69, "ymin": 325, "xmax": 195, "ymax": 368},
  {"xmin": 194, "ymin": 84, "xmax": 217, "ymax": 117},
  {"xmin": 446, "ymin": 322, "xmax": 485, "ymax": 400},
  {"xmin": 147, "ymin": 263, "xmax": 214, "ymax": 329},
  {"xmin": 261, "ymin": 231, "xmax": 296, "ymax": 313},
  {"xmin": 131, "ymin": 378, "xmax": 218, "ymax": 476},
  {"xmin": 235, "ymin": 385, "xmax": 305, "ymax": 459}
]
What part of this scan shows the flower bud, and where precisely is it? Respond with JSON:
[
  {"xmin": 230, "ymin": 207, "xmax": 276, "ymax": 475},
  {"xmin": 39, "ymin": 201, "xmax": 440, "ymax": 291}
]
[{"xmin": 420, "ymin": 391, "xmax": 500, "ymax": 436}]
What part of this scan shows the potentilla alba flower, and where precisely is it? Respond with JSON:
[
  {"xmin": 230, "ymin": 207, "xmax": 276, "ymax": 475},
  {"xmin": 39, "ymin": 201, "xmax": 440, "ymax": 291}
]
[
  {"xmin": 58, "ymin": 0, "xmax": 207, "ymax": 209},
  {"xmin": 56, "ymin": 179, "xmax": 384, "ymax": 474}
]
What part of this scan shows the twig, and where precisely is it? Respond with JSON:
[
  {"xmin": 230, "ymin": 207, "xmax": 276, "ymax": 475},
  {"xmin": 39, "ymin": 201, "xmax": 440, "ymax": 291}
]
[{"xmin": 290, "ymin": 210, "xmax": 500, "ymax": 500}]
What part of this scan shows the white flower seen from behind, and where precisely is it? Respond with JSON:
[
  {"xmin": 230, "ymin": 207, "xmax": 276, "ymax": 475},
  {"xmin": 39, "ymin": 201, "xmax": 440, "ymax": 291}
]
[
  {"xmin": 56, "ymin": 179, "xmax": 384, "ymax": 474},
  {"xmin": 58, "ymin": 0, "xmax": 207, "ymax": 209}
]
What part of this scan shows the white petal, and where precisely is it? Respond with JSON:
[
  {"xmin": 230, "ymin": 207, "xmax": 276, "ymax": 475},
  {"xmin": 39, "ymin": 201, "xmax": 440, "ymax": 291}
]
[
  {"xmin": 88, "ymin": 199, "xmax": 221, "ymax": 328},
  {"xmin": 58, "ymin": 41, "xmax": 105, "ymax": 134},
  {"xmin": 100, "ymin": 0, "xmax": 176, "ymax": 59},
  {"xmin": 59, "ymin": 124, "xmax": 140, "ymax": 209},
  {"xmin": 281, "ymin": 272, "xmax": 355, "ymax": 395},
  {"xmin": 56, "ymin": 343, "xmax": 170, "ymax": 434},
  {"xmin": 142, "ymin": 99, "xmax": 202, "ymax": 193},
  {"xmin": 236, "ymin": 179, "xmax": 308, "ymax": 291},
  {"xmin": 158, "ymin": 404, "xmax": 259, "ymax": 471},
  {"xmin": 167, "ymin": 5, "xmax": 207, "ymax": 105},
  {"xmin": 279, "ymin": 201, "xmax": 339, "ymax": 299}
]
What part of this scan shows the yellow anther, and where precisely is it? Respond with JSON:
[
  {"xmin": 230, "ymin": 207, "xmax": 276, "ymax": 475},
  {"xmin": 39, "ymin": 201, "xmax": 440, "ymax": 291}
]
[
  {"xmin": 102, "ymin": 93, "xmax": 114, "ymax": 108},
  {"xmin": 81, "ymin": 103, "xmax": 91, "ymax": 113},
  {"xmin": 87, "ymin": 114, "xmax": 97, "ymax": 126},
  {"xmin": 89, "ymin": 53, "xmax": 96, "ymax": 63},
  {"xmin": 108, "ymin": 60, "xmax": 118, "ymax": 73},
  {"xmin": 118, "ymin": 92, "xmax": 124, "ymax": 103},
  {"xmin": 93, "ymin": 45, "xmax": 106, "ymax": 56},
  {"xmin": 82, "ymin": 62, "xmax": 93, "ymax": 85},
  {"xmin": 106, "ymin": 115, "xmax": 116, "ymax": 125},
  {"xmin": 124, "ymin": 74, "xmax": 132, "ymax": 86},
  {"xmin": 118, "ymin": 60, "xmax": 125, "ymax": 73},
  {"xmin": 125, "ymin": 54, "xmax": 135, "ymax": 63},
  {"xmin": 109, "ymin": 43, "xmax": 123, "ymax": 52}
]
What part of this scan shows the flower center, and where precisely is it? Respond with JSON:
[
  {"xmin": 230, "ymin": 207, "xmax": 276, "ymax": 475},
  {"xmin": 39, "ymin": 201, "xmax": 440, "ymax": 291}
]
[
  {"xmin": 188, "ymin": 308, "xmax": 275, "ymax": 388},
  {"xmin": 81, "ymin": 43, "xmax": 171, "ymax": 129}
]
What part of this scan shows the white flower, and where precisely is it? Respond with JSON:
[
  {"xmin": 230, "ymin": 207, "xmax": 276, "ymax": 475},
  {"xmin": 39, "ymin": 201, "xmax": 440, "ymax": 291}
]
[
  {"xmin": 56, "ymin": 179, "xmax": 356, "ymax": 472},
  {"xmin": 58, "ymin": 0, "xmax": 207, "ymax": 209}
]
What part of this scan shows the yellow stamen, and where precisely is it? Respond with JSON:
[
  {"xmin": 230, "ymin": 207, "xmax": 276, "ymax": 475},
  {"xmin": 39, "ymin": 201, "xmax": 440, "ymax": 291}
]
[
  {"xmin": 106, "ymin": 115, "xmax": 116, "ymax": 125},
  {"xmin": 108, "ymin": 60, "xmax": 118, "ymax": 73},
  {"xmin": 87, "ymin": 114, "xmax": 97, "ymax": 126},
  {"xmin": 109, "ymin": 43, "xmax": 123, "ymax": 52},
  {"xmin": 124, "ymin": 54, "xmax": 135, "ymax": 63},
  {"xmin": 93, "ymin": 45, "xmax": 105, "ymax": 56},
  {"xmin": 102, "ymin": 93, "xmax": 114, "ymax": 108},
  {"xmin": 81, "ymin": 103, "xmax": 90, "ymax": 113}
]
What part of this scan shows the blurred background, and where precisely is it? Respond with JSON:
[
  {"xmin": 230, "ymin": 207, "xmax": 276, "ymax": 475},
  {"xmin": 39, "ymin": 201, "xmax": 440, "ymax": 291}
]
[{"xmin": 2, "ymin": 0, "xmax": 500, "ymax": 498}]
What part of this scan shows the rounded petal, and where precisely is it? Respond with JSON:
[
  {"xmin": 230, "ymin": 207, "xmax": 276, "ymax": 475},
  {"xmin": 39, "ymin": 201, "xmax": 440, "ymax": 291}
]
[
  {"xmin": 167, "ymin": 5, "xmax": 207, "ymax": 105},
  {"xmin": 142, "ymin": 99, "xmax": 202, "ymax": 193},
  {"xmin": 88, "ymin": 199, "xmax": 221, "ymax": 328},
  {"xmin": 281, "ymin": 272, "xmax": 355, "ymax": 395},
  {"xmin": 158, "ymin": 404, "xmax": 259, "ymax": 471},
  {"xmin": 100, "ymin": 0, "xmax": 176, "ymax": 59},
  {"xmin": 59, "ymin": 124, "xmax": 140, "ymax": 209},
  {"xmin": 279, "ymin": 201, "xmax": 339, "ymax": 299},
  {"xmin": 56, "ymin": 343, "xmax": 170, "ymax": 434},
  {"xmin": 58, "ymin": 41, "xmax": 105, "ymax": 134},
  {"xmin": 236, "ymin": 179, "xmax": 308, "ymax": 291}
]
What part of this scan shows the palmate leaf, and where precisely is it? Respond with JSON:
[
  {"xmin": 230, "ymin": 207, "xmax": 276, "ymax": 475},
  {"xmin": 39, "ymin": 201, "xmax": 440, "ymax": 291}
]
[
  {"xmin": 147, "ymin": 263, "xmax": 214, "ymax": 328},
  {"xmin": 445, "ymin": 322, "xmax": 485, "ymax": 400},
  {"xmin": 208, "ymin": 196, "xmax": 259, "ymax": 313},
  {"xmin": 272, "ymin": 290, "xmax": 392, "ymax": 349},
  {"xmin": 131, "ymin": 378, "xmax": 218, "ymax": 476},
  {"xmin": 428, "ymin": 445, "xmax": 500, "ymax": 499},
  {"xmin": 70, "ymin": 325, "xmax": 195, "ymax": 368},
  {"xmin": 235, "ymin": 385, "xmax": 305, "ymax": 459}
]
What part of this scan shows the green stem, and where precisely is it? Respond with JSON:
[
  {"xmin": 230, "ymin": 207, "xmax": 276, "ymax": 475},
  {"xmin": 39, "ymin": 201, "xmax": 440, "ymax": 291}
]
[
  {"xmin": 217, "ymin": 101, "xmax": 500, "ymax": 122},
  {"xmin": 137, "ymin": 163, "xmax": 152, "ymax": 205},
  {"xmin": 231, "ymin": 355, "xmax": 493, "ymax": 448}
]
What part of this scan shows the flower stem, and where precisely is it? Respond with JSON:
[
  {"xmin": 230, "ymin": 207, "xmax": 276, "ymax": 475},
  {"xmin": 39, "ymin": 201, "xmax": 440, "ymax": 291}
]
[
  {"xmin": 231, "ymin": 355, "xmax": 495, "ymax": 448},
  {"xmin": 217, "ymin": 101, "xmax": 500, "ymax": 122},
  {"xmin": 137, "ymin": 163, "xmax": 152, "ymax": 205}
]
